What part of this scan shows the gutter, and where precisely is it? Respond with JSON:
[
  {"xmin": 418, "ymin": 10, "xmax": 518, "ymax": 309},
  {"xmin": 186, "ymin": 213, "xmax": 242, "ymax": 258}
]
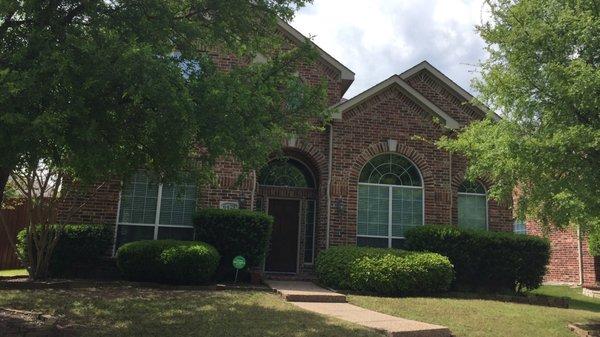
[
  {"xmin": 326, "ymin": 124, "xmax": 333, "ymax": 249},
  {"xmin": 578, "ymin": 225, "xmax": 584, "ymax": 286}
]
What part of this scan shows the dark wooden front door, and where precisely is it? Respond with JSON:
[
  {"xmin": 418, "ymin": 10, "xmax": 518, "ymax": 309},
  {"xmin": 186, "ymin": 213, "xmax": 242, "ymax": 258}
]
[{"xmin": 265, "ymin": 199, "xmax": 300, "ymax": 273}]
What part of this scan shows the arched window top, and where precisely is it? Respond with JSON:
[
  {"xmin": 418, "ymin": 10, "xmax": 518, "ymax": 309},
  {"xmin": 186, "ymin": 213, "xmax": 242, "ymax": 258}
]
[
  {"xmin": 259, "ymin": 158, "xmax": 315, "ymax": 188},
  {"xmin": 359, "ymin": 153, "xmax": 422, "ymax": 187},
  {"xmin": 458, "ymin": 181, "xmax": 486, "ymax": 194}
]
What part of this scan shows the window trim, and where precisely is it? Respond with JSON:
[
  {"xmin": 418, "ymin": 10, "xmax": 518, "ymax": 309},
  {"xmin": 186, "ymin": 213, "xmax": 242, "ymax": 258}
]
[
  {"xmin": 356, "ymin": 153, "xmax": 425, "ymax": 247},
  {"xmin": 113, "ymin": 177, "xmax": 197, "ymax": 255},
  {"xmin": 457, "ymin": 181, "xmax": 489, "ymax": 230}
]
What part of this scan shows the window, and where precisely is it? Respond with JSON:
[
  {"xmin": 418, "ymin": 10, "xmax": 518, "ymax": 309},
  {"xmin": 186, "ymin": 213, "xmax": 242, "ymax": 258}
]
[
  {"xmin": 304, "ymin": 200, "xmax": 316, "ymax": 264},
  {"xmin": 357, "ymin": 154, "xmax": 423, "ymax": 248},
  {"xmin": 115, "ymin": 171, "xmax": 197, "ymax": 249},
  {"xmin": 458, "ymin": 181, "xmax": 487, "ymax": 230},
  {"xmin": 514, "ymin": 220, "xmax": 527, "ymax": 234},
  {"xmin": 258, "ymin": 158, "xmax": 315, "ymax": 188},
  {"xmin": 219, "ymin": 201, "xmax": 239, "ymax": 210}
]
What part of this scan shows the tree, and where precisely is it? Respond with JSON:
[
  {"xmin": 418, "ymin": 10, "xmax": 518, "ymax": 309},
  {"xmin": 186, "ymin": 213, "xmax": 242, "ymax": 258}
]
[
  {"xmin": 438, "ymin": 0, "xmax": 599, "ymax": 238},
  {"xmin": 0, "ymin": 0, "xmax": 329, "ymax": 279}
]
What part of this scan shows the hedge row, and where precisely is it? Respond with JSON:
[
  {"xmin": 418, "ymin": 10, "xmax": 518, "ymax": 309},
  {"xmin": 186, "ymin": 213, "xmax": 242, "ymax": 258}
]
[
  {"xmin": 116, "ymin": 240, "xmax": 220, "ymax": 284},
  {"xmin": 405, "ymin": 225, "xmax": 550, "ymax": 292},
  {"xmin": 316, "ymin": 246, "xmax": 454, "ymax": 295},
  {"xmin": 17, "ymin": 224, "xmax": 113, "ymax": 277}
]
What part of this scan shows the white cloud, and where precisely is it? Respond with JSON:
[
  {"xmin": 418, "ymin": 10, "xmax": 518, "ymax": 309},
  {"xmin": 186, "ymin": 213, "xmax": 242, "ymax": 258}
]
[{"xmin": 292, "ymin": 0, "xmax": 489, "ymax": 98}]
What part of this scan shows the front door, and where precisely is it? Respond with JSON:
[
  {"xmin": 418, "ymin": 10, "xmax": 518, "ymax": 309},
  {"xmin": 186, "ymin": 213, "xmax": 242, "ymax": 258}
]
[{"xmin": 265, "ymin": 199, "xmax": 300, "ymax": 273}]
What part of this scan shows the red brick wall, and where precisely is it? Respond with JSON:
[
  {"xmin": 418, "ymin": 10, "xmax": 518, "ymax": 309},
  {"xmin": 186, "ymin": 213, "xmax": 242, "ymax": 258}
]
[
  {"xmin": 527, "ymin": 222, "xmax": 599, "ymax": 285},
  {"xmin": 58, "ymin": 180, "xmax": 121, "ymax": 225}
]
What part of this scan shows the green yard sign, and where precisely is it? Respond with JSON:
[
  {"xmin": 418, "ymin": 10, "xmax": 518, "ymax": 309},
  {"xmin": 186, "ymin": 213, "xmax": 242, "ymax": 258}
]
[{"xmin": 233, "ymin": 256, "xmax": 246, "ymax": 270}]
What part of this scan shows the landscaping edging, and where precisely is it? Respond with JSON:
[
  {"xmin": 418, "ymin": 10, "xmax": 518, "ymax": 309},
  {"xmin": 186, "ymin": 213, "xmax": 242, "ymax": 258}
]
[
  {"xmin": 0, "ymin": 278, "xmax": 274, "ymax": 292},
  {"xmin": 582, "ymin": 286, "xmax": 600, "ymax": 299}
]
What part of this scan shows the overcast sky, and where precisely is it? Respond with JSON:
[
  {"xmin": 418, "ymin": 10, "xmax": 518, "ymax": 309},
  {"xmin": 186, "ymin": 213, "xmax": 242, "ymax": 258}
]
[{"xmin": 292, "ymin": 0, "xmax": 490, "ymax": 98}]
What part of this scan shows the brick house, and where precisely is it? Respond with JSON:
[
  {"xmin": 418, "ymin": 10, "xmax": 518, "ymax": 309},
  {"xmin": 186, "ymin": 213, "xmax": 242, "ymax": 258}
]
[{"xmin": 59, "ymin": 20, "xmax": 594, "ymax": 282}]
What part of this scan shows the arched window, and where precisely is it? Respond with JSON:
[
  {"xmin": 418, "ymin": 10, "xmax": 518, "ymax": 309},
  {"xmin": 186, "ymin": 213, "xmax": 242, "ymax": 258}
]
[
  {"xmin": 258, "ymin": 158, "xmax": 315, "ymax": 188},
  {"xmin": 357, "ymin": 153, "xmax": 423, "ymax": 248},
  {"xmin": 458, "ymin": 181, "xmax": 487, "ymax": 230}
]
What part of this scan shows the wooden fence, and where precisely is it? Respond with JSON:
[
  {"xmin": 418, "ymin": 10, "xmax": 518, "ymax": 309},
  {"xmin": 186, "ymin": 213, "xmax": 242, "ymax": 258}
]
[{"xmin": 0, "ymin": 201, "xmax": 28, "ymax": 269}]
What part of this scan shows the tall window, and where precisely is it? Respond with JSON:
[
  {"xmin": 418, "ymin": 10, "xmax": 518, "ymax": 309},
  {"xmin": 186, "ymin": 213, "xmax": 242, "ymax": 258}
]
[
  {"xmin": 115, "ymin": 171, "xmax": 198, "ymax": 249},
  {"xmin": 457, "ymin": 181, "xmax": 487, "ymax": 230},
  {"xmin": 357, "ymin": 153, "xmax": 423, "ymax": 248}
]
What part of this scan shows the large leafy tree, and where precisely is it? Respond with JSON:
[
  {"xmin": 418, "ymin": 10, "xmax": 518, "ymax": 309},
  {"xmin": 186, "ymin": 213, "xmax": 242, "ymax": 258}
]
[
  {"xmin": 0, "ymin": 0, "xmax": 329, "ymax": 279},
  {"xmin": 439, "ymin": 0, "xmax": 599, "ymax": 237}
]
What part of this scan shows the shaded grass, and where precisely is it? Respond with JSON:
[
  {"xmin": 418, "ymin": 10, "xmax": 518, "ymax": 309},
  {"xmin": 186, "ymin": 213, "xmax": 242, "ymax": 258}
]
[
  {"xmin": 349, "ymin": 292, "xmax": 600, "ymax": 337},
  {"xmin": 0, "ymin": 269, "xmax": 28, "ymax": 277},
  {"xmin": 0, "ymin": 288, "xmax": 380, "ymax": 337},
  {"xmin": 532, "ymin": 285, "xmax": 600, "ymax": 312}
]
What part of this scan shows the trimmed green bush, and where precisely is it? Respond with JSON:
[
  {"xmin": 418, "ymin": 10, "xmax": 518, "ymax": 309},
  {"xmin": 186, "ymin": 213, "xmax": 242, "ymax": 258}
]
[
  {"xmin": 17, "ymin": 224, "xmax": 113, "ymax": 277},
  {"xmin": 316, "ymin": 245, "xmax": 456, "ymax": 292},
  {"xmin": 316, "ymin": 246, "xmax": 408, "ymax": 289},
  {"xmin": 116, "ymin": 240, "xmax": 220, "ymax": 284},
  {"xmin": 405, "ymin": 225, "xmax": 550, "ymax": 292},
  {"xmin": 193, "ymin": 209, "xmax": 272, "ymax": 269},
  {"xmin": 350, "ymin": 252, "xmax": 454, "ymax": 295}
]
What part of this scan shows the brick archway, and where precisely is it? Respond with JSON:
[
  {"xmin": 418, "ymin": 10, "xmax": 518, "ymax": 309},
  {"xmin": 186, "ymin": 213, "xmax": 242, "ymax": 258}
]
[{"xmin": 349, "ymin": 141, "xmax": 434, "ymax": 186}]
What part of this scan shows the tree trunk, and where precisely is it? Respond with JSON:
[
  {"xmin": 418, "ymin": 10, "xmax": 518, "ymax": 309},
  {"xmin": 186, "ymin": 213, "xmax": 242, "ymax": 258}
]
[{"xmin": 0, "ymin": 166, "xmax": 11, "ymax": 206}]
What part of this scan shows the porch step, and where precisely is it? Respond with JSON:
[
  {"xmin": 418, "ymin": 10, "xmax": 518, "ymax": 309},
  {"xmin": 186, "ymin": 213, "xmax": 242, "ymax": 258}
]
[{"xmin": 264, "ymin": 280, "xmax": 347, "ymax": 303}]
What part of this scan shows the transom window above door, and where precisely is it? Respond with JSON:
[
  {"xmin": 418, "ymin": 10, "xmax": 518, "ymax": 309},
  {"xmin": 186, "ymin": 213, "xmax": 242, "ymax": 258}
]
[
  {"xmin": 457, "ymin": 180, "xmax": 487, "ymax": 230},
  {"xmin": 258, "ymin": 158, "xmax": 315, "ymax": 188},
  {"xmin": 357, "ymin": 153, "xmax": 424, "ymax": 248}
]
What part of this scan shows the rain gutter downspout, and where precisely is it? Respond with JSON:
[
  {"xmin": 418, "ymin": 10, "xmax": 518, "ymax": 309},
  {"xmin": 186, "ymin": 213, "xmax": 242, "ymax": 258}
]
[
  {"xmin": 578, "ymin": 225, "xmax": 584, "ymax": 286},
  {"xmin": 326, "ymin": 124, "xmax": 333, "ymax": 249}
]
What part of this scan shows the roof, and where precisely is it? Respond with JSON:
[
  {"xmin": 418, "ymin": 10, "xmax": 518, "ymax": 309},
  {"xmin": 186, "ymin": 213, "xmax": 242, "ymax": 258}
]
[
  {"xmin": 332, "ymin": 75, "xmax": 460, "ymax": 129},
  {"xmin": 277, "ymin": 19, "xmax": 355, "ymax": 95},
  {"xmin": 399, "ymin": 61, "xmax": 501, "ymax": 121}
]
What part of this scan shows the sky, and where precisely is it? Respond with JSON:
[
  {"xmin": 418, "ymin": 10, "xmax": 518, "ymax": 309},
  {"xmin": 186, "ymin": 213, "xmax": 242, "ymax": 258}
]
[{"xmin": 292, "ymin": 0, "xmax": 491, "ymax": 98}]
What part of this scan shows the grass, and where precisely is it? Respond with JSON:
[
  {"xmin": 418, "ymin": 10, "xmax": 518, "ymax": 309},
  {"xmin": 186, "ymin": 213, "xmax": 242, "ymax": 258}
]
[
  {"xmin": 0, "ymin": 288, "xmax": 380, "ymax": 337},
  {"xmin": 349, "ymin": 286, "xmax": 600, "ymax": 337},
  {"xmin": 0, "ymin": 268, "xmax": 28, "ymax": 277},
  {"xmin": 532, "ymin": 285, "xmax": 600, "ymax": 312}
]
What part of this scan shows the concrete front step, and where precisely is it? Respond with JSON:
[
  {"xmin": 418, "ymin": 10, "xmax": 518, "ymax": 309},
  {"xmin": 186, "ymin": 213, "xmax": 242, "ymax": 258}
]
[
  {"xmin": 294, "ymin": 302, "xmax": 452, "ymax": 337},
  {"xmin": 265, "ymin": 280, "xmax": 347, "ymax": 303}
]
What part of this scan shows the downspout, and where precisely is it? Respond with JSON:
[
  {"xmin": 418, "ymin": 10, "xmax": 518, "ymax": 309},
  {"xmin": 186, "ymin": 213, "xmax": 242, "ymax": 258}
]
[
  {"xmin": 578, "ymin": 225, "xmax": 584, "ymax": 286},
  {"xmin": 326, "ymin": 124, "xmax": 333, "ymax": 249}
]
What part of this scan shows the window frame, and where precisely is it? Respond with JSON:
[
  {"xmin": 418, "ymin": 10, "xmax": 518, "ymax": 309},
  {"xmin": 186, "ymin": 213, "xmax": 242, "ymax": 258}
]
[
  {"xmin": 356, "ymin": 153, "xmax": 425, "ymax": 248},
  {"xmin": 112, "ymin": 176, "xmax": 197, "ymax": 255},
  {"xmin": 457, "ymin": 181, "xmax": 488, "ymax": 231}
]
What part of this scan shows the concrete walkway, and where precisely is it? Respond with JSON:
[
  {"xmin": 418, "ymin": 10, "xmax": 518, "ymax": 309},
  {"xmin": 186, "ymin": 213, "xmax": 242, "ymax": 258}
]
[{"xmin": 265, "ymin": 280, "xmax": 452, "ymax": 337}]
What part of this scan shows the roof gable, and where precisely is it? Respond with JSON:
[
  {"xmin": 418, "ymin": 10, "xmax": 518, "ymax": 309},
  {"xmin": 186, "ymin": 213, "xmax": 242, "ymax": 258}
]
[
  {"xmin": 332, "ymin": 75, "xmax": 460, "ymax": 129},
  {"xmin": 400, "ymin": 61, "xmax": 501, "ymax": 121},
  {"xmin": 277, "ymin": 20, "xmax": 355, "ymax": 95}
]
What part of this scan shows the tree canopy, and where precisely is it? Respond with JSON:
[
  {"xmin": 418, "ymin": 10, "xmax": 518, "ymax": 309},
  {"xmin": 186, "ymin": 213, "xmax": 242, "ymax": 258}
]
[
  {"xmin": 0, "ymin": 0, "xmax": 328, "ymax": 205},
  {"xmin": 439, "ymin": 0, "xmax": 599, "ymax": 236}
]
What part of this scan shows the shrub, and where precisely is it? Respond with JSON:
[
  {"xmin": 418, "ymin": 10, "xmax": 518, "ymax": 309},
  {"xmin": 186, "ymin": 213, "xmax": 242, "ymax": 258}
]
[
  {"xmin": 349, "ymin": 252, "xmax": 454, "ymax": 295},
  {"xmin": 405, "ymin": 225, "xmax": 550, "ymax": 292},
  {"xmin": 316, "ymin": 246, "xmax": 453, "ymax": 294},
  {"xmin": 116, "ymin": 240, "xmax": 220, "ymax": 284},
  {"xmin": 589, "ymin": 230, "xmax": 600, "ymax": 257},
  {"xmin": 17, "ymin": 224, "xmax": 113, "ymax": 277},
  {"xmin": 193, "ymin": 209, "xmax": 272, "ymax": 270}
]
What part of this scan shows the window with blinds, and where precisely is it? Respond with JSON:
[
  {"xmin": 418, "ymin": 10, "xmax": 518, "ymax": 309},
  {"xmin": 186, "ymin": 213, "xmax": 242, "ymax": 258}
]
[
  {"xmin": 357, "ymin": 154, "xmax": 424, "ymax": 248},
  {"xmin": 457, "ymin": 181, "xmax": 487, "ymax": 230},
  {"xmin": 304, "ymin": 200, "xmax": 316, "ymax": 264},
  {"xmin": 115, "ymin": 171, "xmax": 197, "ymax": 250}
]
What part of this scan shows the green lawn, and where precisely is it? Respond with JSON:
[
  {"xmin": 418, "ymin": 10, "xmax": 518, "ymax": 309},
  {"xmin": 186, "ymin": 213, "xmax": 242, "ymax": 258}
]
[
  {"xmin": 0, "ymin": 288, "xmax": 380, "ymax": 337},
  {"xmin": 349, "ymin": 286, "xmax": 600, "ymax": 337},
  {"xmin": 532, "ymin": 285, "xmax": 600, "ymax": 312},
  {"xmin": 0, "ymin": 268, "xmax": 28, "ymax": 277}
]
